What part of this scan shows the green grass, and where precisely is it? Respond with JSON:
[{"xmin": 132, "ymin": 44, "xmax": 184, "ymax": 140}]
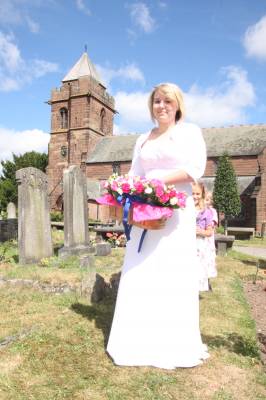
[
  {"xmin": 234, "ymin": 237, "xmax": 266, "ymax": 248},
  {"xmin": 0, "ymin": 247, "xmax": 266, "ymax": 399}
]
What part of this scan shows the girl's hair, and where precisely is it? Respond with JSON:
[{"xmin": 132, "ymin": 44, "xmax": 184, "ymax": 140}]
[
  {"xmin": 206, "ymin": 191, "xmax": 213, "ymax": 206},
  {"xmin": 148, "ymin": 82, "xmax": 185, "ymax": 122},
  {"xmin": 192, "ymin": 181, "xmax": 206, "ymax": 210}
]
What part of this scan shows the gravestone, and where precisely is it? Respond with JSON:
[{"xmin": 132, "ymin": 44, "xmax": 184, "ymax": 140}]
[
  {"xmin": 96, "ymin": 242, "xmax": 112, "ymax": 256},
  {"xmin": 59, "ymin": 166, "xmax": 93, "ymax": 259},
  {"xmin": 16, "ymin": 167, "xmax": 53, "ymax": 264},
  {"xmin": 7, "ymin": 202, "xmax": 16, "ymax": 219}
]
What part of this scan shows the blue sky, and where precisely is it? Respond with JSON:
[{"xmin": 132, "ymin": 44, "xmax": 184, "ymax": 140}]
[{"xmin": 0, "ymin": 0, "xmax": 266, "ymax": 167}]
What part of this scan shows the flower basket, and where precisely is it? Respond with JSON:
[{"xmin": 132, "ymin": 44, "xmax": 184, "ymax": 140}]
[
  {"xmin": 97, "ymin": 174, "xmax": 187, "ymax": 250},
  {"xmin": 131, "ymin": 218, "xmax": 166, "ymax": 230},
  {"xmin": 110, "ymin": 204, "xmax": 167, "ymax": 230}
]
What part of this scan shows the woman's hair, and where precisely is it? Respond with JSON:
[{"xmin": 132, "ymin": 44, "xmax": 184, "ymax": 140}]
[
  {"xmin": 148, "ymin": 82, "xmax": 185, "ymax": 122},
  {"xmin": 192, "ymin": 181, "xmax": 206, "ymax": 210}
]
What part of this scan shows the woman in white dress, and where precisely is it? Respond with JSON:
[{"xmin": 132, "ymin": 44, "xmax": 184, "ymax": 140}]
[{"xmin": 107, "ymin": 83, "xmax": 209, "ymax": 369}]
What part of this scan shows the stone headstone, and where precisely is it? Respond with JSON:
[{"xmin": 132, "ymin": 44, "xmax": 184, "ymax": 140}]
[
  {"xmin": 16, "ymin": 167, "xmax": 53, "ymax": 264},
  {"xmin": 79, "ymin": 254, "xmax": 94, "ymax": 269},
  {"xmin": 96, "ymin": 242, "xmax": 112, "ymax": 256},
  {"xmin": 59, "ymin": 166, "xmax": 93, "ymax": 258},
  {"xmin": 7, "ymin": 202, "xmax": 16, "ymax": 219}
]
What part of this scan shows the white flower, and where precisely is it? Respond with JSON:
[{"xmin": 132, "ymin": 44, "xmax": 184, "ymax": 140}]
[
  {"xmin": 144, "ymin": 187, "xmax": 153, "ymax": 194},
  {"xmin": 170, "ymin": 197, "xmax": 178, "ymax": 205},
  {"xmin": 117, "ymin": 188, "xmax": 123, "ymax": 195}
]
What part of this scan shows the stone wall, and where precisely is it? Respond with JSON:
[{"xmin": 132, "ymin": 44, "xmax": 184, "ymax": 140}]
[{"xmin": 47, "ymin": 75, "xmax": 115, "ymax": 209}]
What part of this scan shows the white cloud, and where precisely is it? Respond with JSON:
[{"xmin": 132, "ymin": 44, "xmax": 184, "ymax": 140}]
[
  {"xmin": 0, "ymin": 32, "xmax": 59, "ymax": 92},
  {"xmin": 26, "ymin": 16, "xmax": 40, "ymax": 33},
  {"xmin": 96, "ymin": 63, "xmax": 145, "ymax": 87},
  {"xmin": 31, "ymin": 59, "xmax": 59, "ymax": 78},
  {"xmin": 0, "ymin": 127, "xmax": 50, "ymax": 173},
  {"xmin": 185, "ymin": 66, "xmax": 256, "ymax": 127},
  {"xmin": 243, "ymin": 15, "xmax": 266, "ymax": 61},
  {"xmin": 129, "ymin": 2, "xmax": 155, "ymax": 33},
  {"xmin": 113, "ymin": 66, "xmax": 255, "ymax": 133},
  {"xmin": 0, "ymin": 0, "xmax": 40, "ymax": 33},
  {"xmin": 76, "ymin": 0, "xmax": 91, "ymax": 16},
  {"xmin": 114, "ymin": 91, "xmax": 152, "ymax": 134},
  {"xmin": 0, "ymin": 32, "xmax": 22, "ymax": 71}
]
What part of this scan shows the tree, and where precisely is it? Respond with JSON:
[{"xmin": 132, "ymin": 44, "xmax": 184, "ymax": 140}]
[
  {"xmin": 213, "ymin": 152, "xmax": 241, "ymax": 234},
  {"xmin": 0, "ymin": 151, "xmax": 48, "ymax": 210}
]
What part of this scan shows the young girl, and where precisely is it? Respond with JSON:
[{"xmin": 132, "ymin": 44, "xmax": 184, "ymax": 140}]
[
  {"xmin": 192, "ymin": 182, "xmax": 213, "ymax": 292},
  {"xmin": 205, "ymin": 191, "xmax": 218, "ymax": 288}
]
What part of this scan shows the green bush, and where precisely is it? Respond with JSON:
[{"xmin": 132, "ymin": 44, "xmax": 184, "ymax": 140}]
[
  {"xmin": 50, "ymin": 211, "xmax": 63, "ymax": 222},
  {"xmin": 216, "ymin": 225, "xmax": 225, "ymax": 234}
]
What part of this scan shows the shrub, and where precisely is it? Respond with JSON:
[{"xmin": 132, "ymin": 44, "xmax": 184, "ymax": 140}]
[{"xmin": 50, "ymin": 211, "xmax": 63, "ymax": 222}]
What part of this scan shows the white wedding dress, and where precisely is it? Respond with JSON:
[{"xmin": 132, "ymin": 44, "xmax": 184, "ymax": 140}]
[{"xmin": 107, "ymin": 122, "xmax": 209, "ymax": 369}]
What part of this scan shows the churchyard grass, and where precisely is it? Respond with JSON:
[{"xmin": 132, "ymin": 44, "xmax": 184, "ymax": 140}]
[
  {"xmin": 0, "ymin": 244, "xmax": 266, "ymax": 399},
  {"xmin": 233, "ymin": 237, "xmax": 266, "ymax": 248}
]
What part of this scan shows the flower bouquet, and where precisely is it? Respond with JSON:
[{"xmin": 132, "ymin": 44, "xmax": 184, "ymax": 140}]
[{"xmin": 96, "ymin": 174, "xmax": 186, "ymax": 231}]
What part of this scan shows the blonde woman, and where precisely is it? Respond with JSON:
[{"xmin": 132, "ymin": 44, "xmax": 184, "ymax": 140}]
[{"xmin": 107, "ymin": 83, "xmax": 208, "ymax": 369}]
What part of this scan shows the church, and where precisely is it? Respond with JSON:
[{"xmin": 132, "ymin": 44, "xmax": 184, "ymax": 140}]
[{"xmin": 47, "ymin": 52, "xmax": 266, "ymax": 233}]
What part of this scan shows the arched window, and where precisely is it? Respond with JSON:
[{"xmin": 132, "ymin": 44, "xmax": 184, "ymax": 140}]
[
  {"xmin": 100, "ymin": 108, "xmax": 106, "ymax": 132},
  {"xmin": 60, "ymin": 108, "xmax": 68, "ymax": 129},
  {"xmin": 112, "ymin": 162, "xmax": 121, "ymax": 175}
]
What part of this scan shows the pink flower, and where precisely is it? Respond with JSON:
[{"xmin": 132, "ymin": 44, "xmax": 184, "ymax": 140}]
[
  {"xmin": 168, "ymin": 189, "xmax": 177, "ymax": 198},
  {"xmin": 150, "ymin": 179, "xmax": 163, "ymax": 186},
  {"xmin": 155, "ymin": 186, "xmax": 165, "ymax": 197},
  {"xmin": 159, "ymin": 193, "xmax": 170, "ymax": 203},
  {"xmin": 111, "ymin": 181, "xmax": 118, "ymax": 191},
  {"xmin": 121, "ymin": 182, "xmax": 131, "ymax": 193},
  {"xmin": 134, "ymin": 181, "xmax": 145, "ymax": 193}
]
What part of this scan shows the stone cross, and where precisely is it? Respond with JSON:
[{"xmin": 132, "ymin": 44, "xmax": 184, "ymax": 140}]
[
  {"xmin": 16, "ymin": 167, "xmax": 53, "ymax": 264},
  {"xmin": 59, "ymin": 166, "xmax": 93, "ymax": 258},
  {"xmin": 7, "ymin": 202, "xmax": 16, "ymax": 219}
]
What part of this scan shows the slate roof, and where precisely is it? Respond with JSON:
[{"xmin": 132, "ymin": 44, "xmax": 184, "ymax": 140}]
[
  {"xmin": 203, "ymin": 124, "xmax": 266, "ymax": 157},
  {"xmin": 87, "ymin": 134, "xmax": 139, "ymax": 163},
  {"xmin": 86, "ymin": 125, "xmax": 266, "ymax": 163},
  {"xmin": 62, "ymin": 52, "xmax": 104, "ymax": 86}
]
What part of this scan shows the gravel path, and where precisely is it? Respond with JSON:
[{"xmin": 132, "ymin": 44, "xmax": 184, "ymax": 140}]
[{"xmin": 233, "ymin": 246, "xmax": 266, "ymax": 259}]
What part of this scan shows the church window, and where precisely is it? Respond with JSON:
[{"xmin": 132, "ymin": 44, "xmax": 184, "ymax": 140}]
[
  {"xmin": 60, "ymin": 146, "xmax": 67, "ymax": 157},
  {"xmin": 60, "ymin": 108, "xmax": 68, "ymax": 129},
  {"xmin": 100, "ymin": 108, "xmax": 106, "ymax": 132},
  {"xmin": 112, "ymin": 162, "xmax": 121, "ymax": 175}
]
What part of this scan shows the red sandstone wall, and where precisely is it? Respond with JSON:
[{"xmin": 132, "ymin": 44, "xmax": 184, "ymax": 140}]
[{"xmin": 205, "ymin": 156, "xmax": 258, "ymax": 176}]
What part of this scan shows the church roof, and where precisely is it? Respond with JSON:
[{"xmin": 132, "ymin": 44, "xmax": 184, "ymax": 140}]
[
  {"xmin": 203, "ymin": 124, "xmax": 266, "ymax": 157},
  {"xmin": 86, "ymin": 124, "xmax": 266, "ymax": 163},
  {"xmin": 62, "ymin": 52, "xmax": 104, "ymax": 85},
  {"xmin": 87, "ymin": 134, "xmax": 140, "ymax": 163}
]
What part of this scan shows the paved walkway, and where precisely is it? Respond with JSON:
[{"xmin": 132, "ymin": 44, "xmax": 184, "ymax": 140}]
[{"xmin": 233, "ymin": 245, "xmax": 266, "ymax": 259}]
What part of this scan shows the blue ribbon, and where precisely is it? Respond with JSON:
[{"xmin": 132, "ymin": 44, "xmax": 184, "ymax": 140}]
[
  {"xmin": 138, "ymin": 229, "xmax": 147, "ymax": 253},
  {"xmin": 116, "ymin": 193, "xmax": 149, "ymax": 252}
]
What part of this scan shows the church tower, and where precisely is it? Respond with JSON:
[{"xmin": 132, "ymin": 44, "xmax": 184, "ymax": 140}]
[{"xmin": 47, "ymin": 51, "xmax": 116, "ymax": 209}]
